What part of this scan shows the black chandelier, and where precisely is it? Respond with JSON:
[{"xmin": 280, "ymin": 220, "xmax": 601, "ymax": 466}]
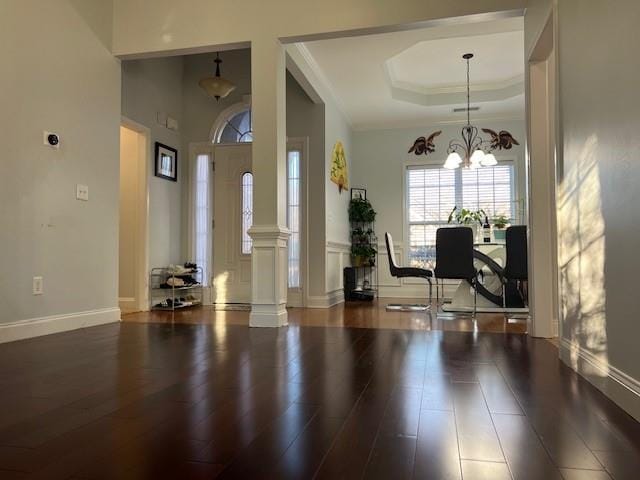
[{"xmin": 408, "ymin": 53, "xmax": 519, "ymax": 169}]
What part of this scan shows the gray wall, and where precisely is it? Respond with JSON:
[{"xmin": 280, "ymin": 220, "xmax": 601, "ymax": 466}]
[
  {"xmin": 121, "ymin": 57, "xmax": 184, "ymax": 269},
  {"xmin": 523, "ymin": 0, "xmax": 640, "ymax": 418},
  {"xmin": 121, "ymin": 52, "xmax": 332, "ymax": 299},
  {"xmin": 286, "ymin": 73, "xmax": 326, "ymax": 298},
  {"xmin": 0, "ymin": 0, "xmax": 121, "ymax": 324},
  {"xmin": 557, "ymin": 0, "xmax": 640, "ymax": 389},
  {"xmin": 181, "ymin": 50, "xmax": 253, "ymax": 146}
]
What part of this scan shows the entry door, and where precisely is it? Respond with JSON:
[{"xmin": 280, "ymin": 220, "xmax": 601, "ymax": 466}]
[{"xmin": 213, "ymin": 144, "xmax": 252, "ymax": 304}]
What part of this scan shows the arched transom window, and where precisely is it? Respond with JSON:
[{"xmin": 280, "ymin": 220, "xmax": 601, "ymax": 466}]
[{"xmin": 211, "ymin": 102, "xmax": 253, "ymax": 144}]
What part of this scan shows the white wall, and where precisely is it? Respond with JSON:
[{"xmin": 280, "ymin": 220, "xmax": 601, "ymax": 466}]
[
  {"xmin": 325, "ymin": 104, "xmax": 353, "ymax": 245},
  {"xmin": 352, "ymin": 121, "xmax": 525, "ymax": 297},
  {"xmin": 112, "ymin": 0, "xmax": 526, "ymax": 57},
  {"xmin": 121, "ymin": 57, "xmax": 184, "ymax": 269},
  {"xmin": 0, "ymin": 0, "xmax": 121, "ymax": 336}
]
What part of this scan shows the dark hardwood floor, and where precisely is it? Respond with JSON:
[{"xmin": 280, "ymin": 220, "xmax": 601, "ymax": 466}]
[{"xmin": 0, "ymin": 316, "xmax": 638, "ymax": 479}]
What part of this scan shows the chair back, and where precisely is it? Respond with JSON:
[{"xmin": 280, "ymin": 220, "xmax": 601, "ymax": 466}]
[
  {"xmin": 434, "ymin": 227, "xmax": 476, "ymax": 280},
  {"xmin": 504, "ymin": 225, "xmax": 528, "ymax": 280},
  {"xmin": 385, "ymin": 232, "xmax": 401, "ymax": 276}
]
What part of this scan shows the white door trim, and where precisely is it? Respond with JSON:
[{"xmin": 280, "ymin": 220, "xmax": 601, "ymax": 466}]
[
  {"xmin": 120, "ymin": 117, "xmax": 150, "ymax": 313},
  {"xmin": 525, "ymin": 8, "xmax": 560, "ymax": 338}
]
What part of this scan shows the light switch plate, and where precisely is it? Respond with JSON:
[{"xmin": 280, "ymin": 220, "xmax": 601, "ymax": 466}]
[
  {"xmin": 33, "ymin": 276, "xmax": 43, "ymax": 295},
  {"xmin": 166, "ymin": 116, "xmax": 179, "ymax": 131},
  {"xmin": 76, "ymin": 184, "xmax": 89, "ymax": 201}
]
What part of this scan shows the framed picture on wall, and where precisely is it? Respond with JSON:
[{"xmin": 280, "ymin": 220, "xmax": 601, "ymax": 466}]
[
  {"xmin": 154, "ymin": 142, "xmax": 178, "ymax": 181},
  {"xmin": 351, "ymin": 188, "xmax": 366, "ymax": 200}
]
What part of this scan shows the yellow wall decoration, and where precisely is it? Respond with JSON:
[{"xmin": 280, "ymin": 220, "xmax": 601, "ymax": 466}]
[{"xmin": 330, "ymin": 141, "xmax": 348, "ymax": 193}]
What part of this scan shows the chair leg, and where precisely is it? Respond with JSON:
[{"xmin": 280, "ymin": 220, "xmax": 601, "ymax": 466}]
[
  {"xmin": 428, "ymin": 280, "xmax": 433, "ymax": 307},
  {"xmin": 473, "ymin": 279, "xmax": 477, "ymax": 318},
  {"xmin": 502, "ymin": 283, "xmax": 506, "ymax": 308},
  {"xmin": 502, "ymin": 282, "xmax": 507, "ymax": 321}
]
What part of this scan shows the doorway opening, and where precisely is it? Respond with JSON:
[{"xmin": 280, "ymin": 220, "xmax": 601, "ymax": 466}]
[{"xmin": 118, "ymin": 120, "xmax": 149, "ymax": 313}]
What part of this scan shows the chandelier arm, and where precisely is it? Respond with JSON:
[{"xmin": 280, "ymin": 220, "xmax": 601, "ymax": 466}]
[
  {"xmin": 448, "ymin": 140, "xmax": 466, "ymax": 154},
  {"xmin": 461, "ymin": 125, "xmax": 479, "ymax": 152}
]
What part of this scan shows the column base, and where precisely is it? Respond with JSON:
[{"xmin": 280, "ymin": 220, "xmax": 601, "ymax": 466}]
[
  {"xmin": 249, "ymin": 304, "xmax": 288, "ymax": 327},
  {"xmin": 248, "ymin": 225, "xmax": 290, "ymax": 328}
]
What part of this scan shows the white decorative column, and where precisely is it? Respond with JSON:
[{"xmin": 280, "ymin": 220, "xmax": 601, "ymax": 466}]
[
  {"xmin": 248, "ymin": 36, "xmax": 289, "ymax": 327},
  {"xmin": 247, "ymin": 225, "xmax": 289, "ymax": 326}
]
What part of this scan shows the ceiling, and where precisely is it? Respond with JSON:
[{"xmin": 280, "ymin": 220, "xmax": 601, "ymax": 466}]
[{"xmin": 301, "ymin": 17, "xmax": 525, "ymax": 130}]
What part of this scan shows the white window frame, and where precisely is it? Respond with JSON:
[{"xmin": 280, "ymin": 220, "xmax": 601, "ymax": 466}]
[
  {"xmin": 403, "ymin": 157, "xmax": 518, "ymax": 267},
  {"xmin": 209, "ymin": 96, "xmax": 252, "ymax": 145}
]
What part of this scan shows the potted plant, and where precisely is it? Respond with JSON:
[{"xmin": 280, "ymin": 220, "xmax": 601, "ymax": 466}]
[
  {"xmin": 492, "ymin": 215, "xmax": 509, "ymax": 241},
  {"xmin": 351, "ymin": 244, "xmax": 377, "ymax": 267},
  {"xmin": 349, "ymin": 197, "xmax": 377, "ymax": 223},
  {"xmin": 447, "ymin": 206, "xmax": 486, "ymax": 240}
]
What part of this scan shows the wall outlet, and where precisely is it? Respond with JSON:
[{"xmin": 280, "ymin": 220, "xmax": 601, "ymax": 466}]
[
  {"xmin": 33, "ymin": 276, "xmax": 43, "ymax": 295},
  {"xmin": 76, "ymin": 184, "xmax": 89, "ymax": 201}
]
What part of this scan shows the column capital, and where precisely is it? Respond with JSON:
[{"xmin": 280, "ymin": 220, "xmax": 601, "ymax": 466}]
[{"xmin": 247, "ymin": 225, "xmax": 290, "ymax": 242}]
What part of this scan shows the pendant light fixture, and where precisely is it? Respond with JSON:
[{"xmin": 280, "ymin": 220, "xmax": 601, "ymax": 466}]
[
  {"xmin": 408, "ymin": 54, "xmax": 519, "ymax": 168},
  {"xmin": 199, "ymin": 52, "xmax": 236, "ymax": 101}
]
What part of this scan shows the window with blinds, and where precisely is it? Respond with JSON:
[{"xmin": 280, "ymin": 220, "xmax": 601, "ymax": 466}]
[{"xmin": 407, "ymin": 163, "xmax": 515, "ymax": 268}]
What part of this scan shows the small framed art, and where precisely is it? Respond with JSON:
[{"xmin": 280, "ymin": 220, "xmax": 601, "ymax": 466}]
[
  {"xmin": 154, "ymin": 142, "xmax": 178, "ymax": 181},
  {"xmin": 350, "ymin": 188, "xmax": 366, "ymax": 200}
]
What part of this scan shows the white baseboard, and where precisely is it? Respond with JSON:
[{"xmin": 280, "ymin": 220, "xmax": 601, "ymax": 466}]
[
  {"xmin": 118, "ymin": 297, "xmax": 138, "ymax": 314},
  {"xmin": 306, "ymin": 290, "xmax": 345, "ymax": 308},
  {"xmin": 0, "ymin": 307, "xmax": 121, "ymax": 344},
  {"xmin": 560, "ymin": 338, "xmax": 640, "ymax": 422}
]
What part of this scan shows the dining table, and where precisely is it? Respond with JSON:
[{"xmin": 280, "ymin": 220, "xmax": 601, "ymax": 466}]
[{"xmin": 441, "ymin": 241, "xmax": 528, "ymax": 313}]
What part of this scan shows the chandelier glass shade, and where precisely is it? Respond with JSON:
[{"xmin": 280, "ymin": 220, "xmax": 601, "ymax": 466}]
[{"xmin": 199, "ymin": 52, "xmax": 236, "ymax": 101}]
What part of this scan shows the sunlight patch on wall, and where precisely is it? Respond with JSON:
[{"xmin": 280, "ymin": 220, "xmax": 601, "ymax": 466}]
[{"xmin": 557, "ymin": 133, "xmax": 608, "ymax": 374}]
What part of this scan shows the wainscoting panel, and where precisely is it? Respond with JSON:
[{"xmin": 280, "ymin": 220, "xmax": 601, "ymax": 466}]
[{"xmin": 306, "ymin": 241, "xmax": 350, "ymax": 309}]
